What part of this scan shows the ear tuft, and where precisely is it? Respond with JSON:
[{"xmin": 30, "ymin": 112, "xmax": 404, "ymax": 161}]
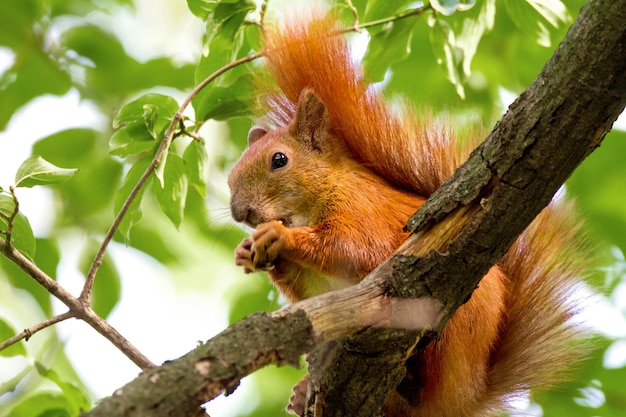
[
  {"xmin": 247, "ymin": 126, "xmax": 268, "ymax": 146},
  {"xmin": 292, "ymin": 88, "xmax": 329, "ymax": 150}
]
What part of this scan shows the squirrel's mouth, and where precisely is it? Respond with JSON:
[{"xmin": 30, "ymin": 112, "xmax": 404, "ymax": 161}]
[
  {"xmin": 245, "ymin": 216, "xmax": 291, "ymax": 229},
  {"xmin": 277, "ymin": 217, "xmax": 291, "ymax": 227}
]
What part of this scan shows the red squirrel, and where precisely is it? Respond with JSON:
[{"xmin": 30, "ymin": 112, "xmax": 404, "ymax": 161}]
[{"xmin": 228, "ymin": 9, "xmax": 587, "ymax": 417}]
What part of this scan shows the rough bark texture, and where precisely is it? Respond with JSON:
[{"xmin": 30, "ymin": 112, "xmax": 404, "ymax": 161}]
[
  {"xmin": 84, "ymin": 311, "xmax": 314, "ymax": 417},
  {"xmin": 85, "ymin": 0, "xmax": 626, "ymax": 415}
]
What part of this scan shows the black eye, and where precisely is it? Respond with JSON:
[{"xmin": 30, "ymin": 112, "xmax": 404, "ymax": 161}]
[{"xmin": 271, "ymin": 152, "xmax": 288, "ymax": 170}]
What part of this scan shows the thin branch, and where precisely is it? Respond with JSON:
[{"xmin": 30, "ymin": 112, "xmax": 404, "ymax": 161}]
[
  {"xmin": 0, "ymin": 236, "xmax": 77, "ymax": 303},
  {"xmin": 350, "ymin": 6, "xmax": 429, "ymax": 32},
  {"xmin": 343, "ymin": 0, "xmax": 360, "ymax": 32},
  {"xmin": 75, "ymin": 307, "xmax": 156, "ymax": 371},
  {"xmin": 176, "ymin": 119, "xmax": 202, "ymax": 142},
  {"xmin": 0, "ymin": 311, "xmax": 73, "ymax": 351},
  {"xmin": 0, "ymin": 236, "xmax": 155, "ymax": 370},
  {"xmin": 80, "ymin": 51, "xmax": 263, "ymax": 303}
]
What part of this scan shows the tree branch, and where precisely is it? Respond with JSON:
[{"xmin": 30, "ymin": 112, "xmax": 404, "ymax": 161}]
[
  {"xmin": 84, "ymin": 0, "xmax": 626, "ymax": 415},
  {"xmin": 0, "ymin": 236, "xmax": 155, "ymax": 370},
  {"xmin": 0, "ymin": 311, "xmax": 72, "ymax": 351}
]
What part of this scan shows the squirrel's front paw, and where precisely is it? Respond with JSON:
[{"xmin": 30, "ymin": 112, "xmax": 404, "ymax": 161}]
[
  {"xmin": 235, "ymin": 237, "xmax": 256, "ymax": 273},
  {"xmin": 287, "ymin": 375, "xmax": 309, "ymax": 416},
  {"xmin": 250, "ymin": 220, "xmax": 289, "ymax": 271}
]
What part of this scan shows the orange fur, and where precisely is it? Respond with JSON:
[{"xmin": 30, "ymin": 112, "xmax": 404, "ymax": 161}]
[{"xmin": 228, "ymin": 8, "xmax": 587, "ymax": 417}]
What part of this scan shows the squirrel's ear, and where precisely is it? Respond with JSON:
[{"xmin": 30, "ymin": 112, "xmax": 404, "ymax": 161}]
[
  {"xmin": 292, "ymin": 89, "xmax": 329, "ymax": 150},
  {"xmin": 247, "ymin": 126, "xmax": 268, "ymax": 146}
]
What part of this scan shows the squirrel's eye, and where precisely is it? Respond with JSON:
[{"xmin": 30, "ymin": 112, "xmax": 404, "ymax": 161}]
[{"xmin": 271, "ymin": 152, "xmax": 289, "ymax": 170}]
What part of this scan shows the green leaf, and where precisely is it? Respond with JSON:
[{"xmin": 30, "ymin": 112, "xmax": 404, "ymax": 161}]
[
  {"xmin": 363, "ymin": 17, "xmax": 418, "ymax": 82},
  {"xmin": 504, "ymin": 0, "xmax": 571, "ymax": 47},
  {"xmin": 79, "ymin": 240, "xmax": 121, "ymax": 320},
  {"xmin": 5, "ymin": 392, "xmax": 73, "ymax": 417},
  {"xmin": 0, "ymin": 50, "xmax": 71, "ymax": 131},
  {"xmin": 62, "ymin": 25, "xmax": 194, "ymax": 104},
  {"xmin": 109, "ymin": 120, "xmax": 157, "ymax": 157},
  {"xmin": 195, "ymin": 1, "xmax": 255, "ymax": 81},
  {"xmin": 183, "ymin": 141, "xmax": 208, "ymax": 197},
  {"xmin": 0, "ymin": 194, "xmax": 36, "ymax": 260},
  {"xmin": 33, "ymin": 130, "xmax": 124, "ymax": 218},
  {"xmin": 153, "ymin": 153, "xmax": 188, "ymax": 228},
  {"xmin": 203, "ymin": 1, "xmax": 256, "ymax": 55},
  {"xmin": 452, "ymin": 0, "xmax": 496, "ymax": 86},
  {"xmin": 92, "ymin": 258, "xmax": 122, "ymax": 319},
  {"xmin": 114, "ymin": 156, "xmax": 152, "ymax": 241},
  {"xmin": 110, "ymin": 94, "xmax": 179, "ymax": 158},
  {"xmin": 244, "ymin": 22, "xmax": 263, "ymax": 52},
  {"xmin": 194, "ymin": 73, "xmax": 257, "ymax": 122},
  {"xmin": 36, "ymin": 363, "xmax": 91, "ymax": 415},
  {"xmin": 364, "ymin": 0, "xmax": 416, "ymax": 21},
  {"xmin": 14, "ymin": 156, "xmax": 78, "ymax": 188},
  {"xmin": 427, "ymin": 0, "xmax": 495, "ymax": 99},
  {"xmin": 431, "ymin": 0, "xmax": 476, "ymax": 16},
  {"xmin": 0, "ymin": 0, "xmax": 42, "ymax": 48},
  {"xmin": 113, "ymin": 93, "xmax": 179, "ymax": 131},
  {"xmin": 428, "ymin": 15, "xmax": 465, "ymax": 97},
  {"xmin": 0, "ymin": 318, "xmax": 26, "ymax": 357},
  {"xmin": 32, "ymin": 129, "xmax": 98, "ymax": 168},
  {"xmin": 187, "ymin": 0, "xmax": 241, "ymax": 21}
]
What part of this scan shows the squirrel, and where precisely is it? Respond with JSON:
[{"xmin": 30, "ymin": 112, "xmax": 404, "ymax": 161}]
[{"xmin": 227, "ymin": 7, "xmax": 587, "ymax": 417}]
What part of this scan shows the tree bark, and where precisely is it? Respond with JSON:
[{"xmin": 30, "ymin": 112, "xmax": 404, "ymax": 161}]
[{"xmin": 84, "ymin": 0, "xmax": 626, "ymax": 416}]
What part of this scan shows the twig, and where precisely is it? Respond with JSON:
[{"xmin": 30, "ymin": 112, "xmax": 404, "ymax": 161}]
[
  {"xmin": 343, "ymin": 0, "xmax": 360, "ymax": 32},
  {"xmin": 176, "ymin": 119, "xmax": 202, "ymax": 142},
  {"xmin": 350, "ymin": 6, "xmax": 429, "ymax": 32},
  {"xmin": 0, "ymin": 311, "xmax": 73, "ymax": 351},
  {"xmin": 0, "ymin": 236, "xmax": 155, "ymax": 370},
  {"xmin": 0, "ymin": 236, "xmax": 76, "ymax": 302}
]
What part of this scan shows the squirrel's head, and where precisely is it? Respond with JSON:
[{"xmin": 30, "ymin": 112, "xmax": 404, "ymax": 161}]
[{"xmin": 228, "ymin": 89, "xmax": 346, "ymax": 228}]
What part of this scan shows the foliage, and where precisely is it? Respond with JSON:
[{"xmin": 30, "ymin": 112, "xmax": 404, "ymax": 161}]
[{"xmin": 0, "ymin": 0, "xmax": 625, "ymax": 416}]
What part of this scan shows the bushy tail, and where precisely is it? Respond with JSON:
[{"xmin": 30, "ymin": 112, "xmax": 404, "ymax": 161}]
[
  {"xmin": 485, "ymin": 198, "xmax": 590, "ymax": 412},
  {"xmin": 262, "ymin": 9, "xmax": 464, "ymax": 196}
]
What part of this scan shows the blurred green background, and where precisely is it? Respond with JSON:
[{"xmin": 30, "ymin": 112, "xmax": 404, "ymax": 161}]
[{"xmin": 0, "ymin": 0, "xmax": 625, "ymax": 416}]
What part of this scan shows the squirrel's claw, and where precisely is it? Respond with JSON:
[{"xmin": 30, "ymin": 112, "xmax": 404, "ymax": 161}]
[
  {"xmin": 235, "ymin": 237, "xmax": 256, "ymax": 273},
  {"xmin": 249, "ymin": 220, "xmax": 288, "ymax": 271}
]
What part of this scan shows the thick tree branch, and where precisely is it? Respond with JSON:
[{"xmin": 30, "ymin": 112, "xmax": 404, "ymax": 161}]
[{"xmin": 85, "ymin": 0, "xmax": 626, "ymax": 415}]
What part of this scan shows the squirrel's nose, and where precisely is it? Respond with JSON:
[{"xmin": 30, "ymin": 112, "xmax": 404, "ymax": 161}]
[{"xmin": 231, "ymin": 202, "xmax": 260, "ymax": 227}]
